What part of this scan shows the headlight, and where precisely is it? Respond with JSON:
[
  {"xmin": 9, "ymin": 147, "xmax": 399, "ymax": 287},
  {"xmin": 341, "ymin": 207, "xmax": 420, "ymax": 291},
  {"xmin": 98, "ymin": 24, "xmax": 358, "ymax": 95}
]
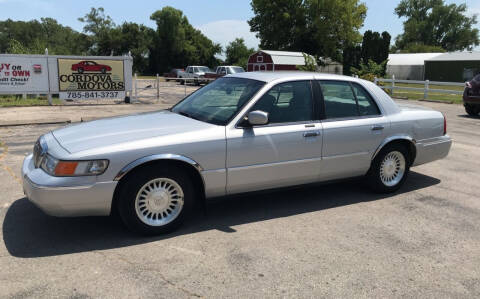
[{"xmin": 40, "ymin": 155, "xmax": 109, "ymax": 176}]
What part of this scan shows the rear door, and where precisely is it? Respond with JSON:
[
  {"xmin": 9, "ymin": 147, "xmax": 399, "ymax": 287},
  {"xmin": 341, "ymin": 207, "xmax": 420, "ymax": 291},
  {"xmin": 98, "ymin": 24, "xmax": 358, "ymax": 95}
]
[{"xmin": 317, "ymin": 80, "xmax": 388, "ymax": 180}]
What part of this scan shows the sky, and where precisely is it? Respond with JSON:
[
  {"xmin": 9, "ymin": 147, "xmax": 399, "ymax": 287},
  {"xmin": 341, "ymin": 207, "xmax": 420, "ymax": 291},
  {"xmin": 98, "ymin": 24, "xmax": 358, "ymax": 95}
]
[{"xmin": 0, "ymin": 0, "xmax": 479, "ymax": 53}]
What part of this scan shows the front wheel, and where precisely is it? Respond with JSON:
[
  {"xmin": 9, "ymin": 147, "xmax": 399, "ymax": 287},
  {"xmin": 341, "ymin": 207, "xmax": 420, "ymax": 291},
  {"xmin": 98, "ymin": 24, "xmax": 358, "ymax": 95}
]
[
  {"xmin": 465, "ymin": 104, "xmax": 479, "ymax": 116},
  {"xmin": 366, "ymin": 144, "xmax": 410, "ymax": 193},
  {"xmin": 117, "ymin": 166, "xmax": 195, "ymax": 235}
]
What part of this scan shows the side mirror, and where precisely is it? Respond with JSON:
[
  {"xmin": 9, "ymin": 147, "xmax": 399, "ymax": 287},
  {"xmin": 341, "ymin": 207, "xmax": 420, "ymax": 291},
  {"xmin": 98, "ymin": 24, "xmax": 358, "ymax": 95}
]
[{"xmin": 248, "ymin": 110, "xmax": 269, "ymax": 126}]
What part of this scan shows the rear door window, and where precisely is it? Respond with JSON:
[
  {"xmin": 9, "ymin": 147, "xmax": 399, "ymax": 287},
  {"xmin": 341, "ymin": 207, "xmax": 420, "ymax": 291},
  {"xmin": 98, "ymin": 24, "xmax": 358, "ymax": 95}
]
[
  {"xmin": 351, "ymin": 83, "xmax": 380, "ymax": 116},
  {"xmin": 319, "ymin": 81, "xmax": 380, "ymax": 119},
  {"xmin": 320, "ymin": 81, "xmax": 358, "ymax": 119}
]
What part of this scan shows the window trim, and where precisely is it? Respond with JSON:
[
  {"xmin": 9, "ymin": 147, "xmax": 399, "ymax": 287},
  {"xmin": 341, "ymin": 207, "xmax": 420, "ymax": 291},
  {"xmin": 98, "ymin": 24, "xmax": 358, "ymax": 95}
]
[
  {"xmin": 257, "ymin": 55, "xmax": 264, "ymax": 63},
  {"xmin": 235, "ymin": 80, "xmax": 317, "ymax": 129},
  {"xmin": 317, "ymin": 80, "xmax": 383, "ymax": 121}
]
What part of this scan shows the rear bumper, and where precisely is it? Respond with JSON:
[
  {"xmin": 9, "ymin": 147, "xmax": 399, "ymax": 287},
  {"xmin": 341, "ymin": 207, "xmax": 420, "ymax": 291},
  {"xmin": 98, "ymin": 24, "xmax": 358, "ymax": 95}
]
[
  {"xmin": 22, "ymin": 154, "xmax": 117, "ymax": 217},
  {"xmin": 413, "ymin": 135, "xmax": 452, "ymax": 166}
]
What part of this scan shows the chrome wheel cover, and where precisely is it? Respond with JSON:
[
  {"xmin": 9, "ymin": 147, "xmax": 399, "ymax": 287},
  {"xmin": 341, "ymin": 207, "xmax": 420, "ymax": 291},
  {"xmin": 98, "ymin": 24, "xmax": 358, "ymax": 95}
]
[
  {"xmin": 379, "ymin": 151, "xmax": 406, "ymax": 187},
  {"xmin": 135, "ymin": 178, "xmax": 184, "ymax": 226}
]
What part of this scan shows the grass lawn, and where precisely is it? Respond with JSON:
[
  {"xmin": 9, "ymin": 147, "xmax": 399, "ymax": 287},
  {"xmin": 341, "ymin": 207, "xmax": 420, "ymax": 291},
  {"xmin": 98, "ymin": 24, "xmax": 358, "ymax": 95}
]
[
  {"xmin": 381, "ymin": 82, "xmax": 464, "ymax": 104},
  {"xmin": 0, "ymin": 96, "xmax": 62, "ymax": 107}
]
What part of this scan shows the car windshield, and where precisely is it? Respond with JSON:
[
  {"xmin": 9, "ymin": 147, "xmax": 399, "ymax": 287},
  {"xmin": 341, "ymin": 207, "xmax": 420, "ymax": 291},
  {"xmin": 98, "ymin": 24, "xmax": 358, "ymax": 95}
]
[
  {"xmin": 230, "ymin": 67, "xmax": 245, "ymax": 74},
  {"xmin": 171, "ymin": 77, "xmax": 265, "ymax": 125},
  {"xmin": 197, "ymin": 66, "xmax": 211, "ymax": 73}
]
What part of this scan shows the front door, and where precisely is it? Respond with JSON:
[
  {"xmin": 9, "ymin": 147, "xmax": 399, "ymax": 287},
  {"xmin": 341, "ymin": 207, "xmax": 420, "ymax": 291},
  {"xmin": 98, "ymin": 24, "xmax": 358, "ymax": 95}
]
[{"xmin": 226, "ymin": 80, "xmax": 323, "ymax": 194}]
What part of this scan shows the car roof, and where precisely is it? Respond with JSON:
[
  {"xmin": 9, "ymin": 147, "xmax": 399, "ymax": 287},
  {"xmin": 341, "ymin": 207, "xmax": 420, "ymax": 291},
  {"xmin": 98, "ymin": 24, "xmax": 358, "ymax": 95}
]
[
  {"xmin": 226, "ymin": 71, "xmax": 401, "ymax": 116},
  {"xmin": 226, "ymin": 71, "xmax": 358, "ymax": 83}
]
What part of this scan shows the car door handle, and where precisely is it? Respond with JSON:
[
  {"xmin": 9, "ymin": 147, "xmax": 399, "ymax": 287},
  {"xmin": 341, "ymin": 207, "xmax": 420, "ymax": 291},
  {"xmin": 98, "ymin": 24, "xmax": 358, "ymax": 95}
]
[
  {"xmin": 371, "ymin": 125, "xmax": 385, "ymax": 131},
  {"xmin": 303, "ymin": 131, "xmax": 320, "ymax": 138}
]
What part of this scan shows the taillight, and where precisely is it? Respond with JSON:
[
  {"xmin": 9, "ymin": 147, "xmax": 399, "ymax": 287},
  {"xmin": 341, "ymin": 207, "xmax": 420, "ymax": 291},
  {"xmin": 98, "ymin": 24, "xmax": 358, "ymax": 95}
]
[{"xmin": 443, "ymin": 114, "xmax": 447, "ymax": 135}]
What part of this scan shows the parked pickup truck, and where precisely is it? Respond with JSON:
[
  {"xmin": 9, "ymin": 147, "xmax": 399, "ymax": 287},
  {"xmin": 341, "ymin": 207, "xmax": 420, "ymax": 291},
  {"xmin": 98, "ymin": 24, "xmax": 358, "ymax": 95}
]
[
  {"xmin": 177, "ymin": 66, "xmax": 214, "ymax": 85},
  {"xmin": 204, "ymin": 66, "xmax": 245, "ymax": 80},
  {"xmin": 163, "ymin": 69, "xmax": 184, "ymax": 82}
]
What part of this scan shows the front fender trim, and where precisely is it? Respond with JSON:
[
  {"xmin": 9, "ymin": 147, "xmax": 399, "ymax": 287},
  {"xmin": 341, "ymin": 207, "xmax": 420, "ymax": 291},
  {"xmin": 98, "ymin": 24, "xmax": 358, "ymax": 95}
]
[{"xmin": 114, "ymin": 154, "xmax": 204, "ymax": 181}]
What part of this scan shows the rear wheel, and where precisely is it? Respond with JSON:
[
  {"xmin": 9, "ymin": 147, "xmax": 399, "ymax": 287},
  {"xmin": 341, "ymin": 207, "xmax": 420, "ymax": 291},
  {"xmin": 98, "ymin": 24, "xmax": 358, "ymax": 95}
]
[
  {"xmin": 117, "ymin": 166, "xmax": 194, "ymax": 235},
  {"xmin": 180, "ymin": 77, "xmax": 185, "ymax": 85},
  {"xmin": 367, "ymin": 144, "xmax": 410, "ymax": 193},
  {"xmin": 465, "ymin": 104, "xmax": 479, "ymax": 116}
]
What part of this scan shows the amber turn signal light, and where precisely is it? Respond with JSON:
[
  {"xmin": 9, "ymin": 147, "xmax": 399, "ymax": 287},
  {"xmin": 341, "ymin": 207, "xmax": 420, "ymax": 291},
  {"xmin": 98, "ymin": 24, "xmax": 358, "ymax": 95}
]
[{"xmin": 54, "ymin": 161, "xmax": 78, "ymax": 176}]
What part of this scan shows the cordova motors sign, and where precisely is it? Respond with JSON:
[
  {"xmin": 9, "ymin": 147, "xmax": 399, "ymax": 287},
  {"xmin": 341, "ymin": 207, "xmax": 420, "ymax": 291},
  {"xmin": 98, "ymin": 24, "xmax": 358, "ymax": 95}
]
[
  {"xmin": 0, "ymin": 54, "xmax": 132, "ymax": 99},
  {"xmin": 58, "ymin": 59, "xmax": 125, "ymax": 91}
]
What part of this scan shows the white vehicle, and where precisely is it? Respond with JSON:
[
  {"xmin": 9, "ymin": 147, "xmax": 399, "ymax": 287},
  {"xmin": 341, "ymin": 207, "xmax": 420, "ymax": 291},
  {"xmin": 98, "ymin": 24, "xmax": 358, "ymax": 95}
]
[
  {"xmin": 177, "ymin": 66, "xmax": 213, "ymax": 85},
  {"xmin": 22, "ymin": 72, "xmax": 452, "ymax": 235}
]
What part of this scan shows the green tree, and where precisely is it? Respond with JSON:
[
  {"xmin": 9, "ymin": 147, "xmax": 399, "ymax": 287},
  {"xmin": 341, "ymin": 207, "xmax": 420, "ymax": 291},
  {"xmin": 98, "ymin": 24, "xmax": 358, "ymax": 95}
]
[
  {"xmin": 249, "ymin": 0, "xmax": 367, "ymax": 61},
  {"xmin": 297, "ymin": 53, "xmax": 319, "ymax": 72},
  {"xmin": 112, "ymin": 22, "xmax": 154, "ymax": 73},
  {"xmin": 342, "ymin": 44, "xmax": 362, "ymax": 76},
  {"xmin": 225, "ymin": 38, "xmax": 255, "ymax": 69},
  {"xmin": 351, "ymin": 59, "xmax": 387, "ymax": 81},
  {"xmin": 394, "ymin": 43, "xmax": 446, "ymax": 53},
  {"xmin": 0, "ymin": 18, "xmax": 89, "ymax": 55},
  {"xmin": 149, "ymin": 6, "xmax": 221, "ymax": 73},
  {"xmin": 395, "ymin": 0, "xmax": 479, "ymax": 51},
  {"xmin": 6, "ymin": 39, "xmax": 32, "ymax": 54},
  {"xmin": 78, "ymin": 7, "xmax": 117, "ymax": 55},
  {"xmin": 361, "ymin": 30, "xmax": 391, "ymax": 64}
]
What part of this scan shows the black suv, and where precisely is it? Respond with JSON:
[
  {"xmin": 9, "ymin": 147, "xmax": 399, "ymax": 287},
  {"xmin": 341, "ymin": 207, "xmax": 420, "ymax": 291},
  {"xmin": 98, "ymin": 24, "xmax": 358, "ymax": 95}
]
[{"xmin": 464, "ymin": 74, "xmax": 480, "ymax": 116}]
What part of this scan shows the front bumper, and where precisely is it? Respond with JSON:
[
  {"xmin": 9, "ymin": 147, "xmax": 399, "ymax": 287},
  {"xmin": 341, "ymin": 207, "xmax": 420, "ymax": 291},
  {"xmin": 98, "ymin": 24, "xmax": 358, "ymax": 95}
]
[
  {"xmin": 22, "ymin": 154, "xmax": 117, "ymax": 217},
  {"xmin": 413, "ymin": 135, "xmax": 452, "ymax": 166},
  {"xmin": 463, "ymin": 89, "xmax": 480, "ymax": 105}
]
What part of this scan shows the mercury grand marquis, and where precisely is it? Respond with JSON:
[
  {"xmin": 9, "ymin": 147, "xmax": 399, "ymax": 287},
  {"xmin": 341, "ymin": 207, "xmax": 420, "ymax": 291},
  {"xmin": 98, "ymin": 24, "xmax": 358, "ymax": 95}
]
[{"xmin": 22, "ymin": 72, "xmax": 452, "ymax": 234}]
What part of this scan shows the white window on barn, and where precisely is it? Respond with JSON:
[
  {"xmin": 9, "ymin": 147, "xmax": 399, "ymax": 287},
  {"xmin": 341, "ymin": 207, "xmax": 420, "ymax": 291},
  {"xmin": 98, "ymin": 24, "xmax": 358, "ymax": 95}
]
[{"xmin": 257, "ymin": 55, "xmax": 264, "ymax": 63}]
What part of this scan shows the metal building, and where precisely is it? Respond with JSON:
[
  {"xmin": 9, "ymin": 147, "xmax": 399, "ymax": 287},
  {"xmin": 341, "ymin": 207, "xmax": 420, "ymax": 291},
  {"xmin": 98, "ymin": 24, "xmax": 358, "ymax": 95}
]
[
  {"xmin": 386, "ymin": 53, "xmax": 443, "ymax": 80},
  {"xmin": 425, "ymin": 52, "xmax": 480, "ymax": 82}
]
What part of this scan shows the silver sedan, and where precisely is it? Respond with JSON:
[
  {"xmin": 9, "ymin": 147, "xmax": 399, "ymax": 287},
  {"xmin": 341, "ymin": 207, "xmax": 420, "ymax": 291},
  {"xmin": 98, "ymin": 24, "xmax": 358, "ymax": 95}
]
[{"xmin": 22, "ymin": 72, "xmax": 452, "ymax": 234}]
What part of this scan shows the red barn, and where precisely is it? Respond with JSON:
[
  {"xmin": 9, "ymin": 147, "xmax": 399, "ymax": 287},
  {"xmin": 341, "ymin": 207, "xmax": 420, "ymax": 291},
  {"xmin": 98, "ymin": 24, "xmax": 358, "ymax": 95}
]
[{"xmin": 247, "ymin": 50, "xmax": 314, "ymax": 72}]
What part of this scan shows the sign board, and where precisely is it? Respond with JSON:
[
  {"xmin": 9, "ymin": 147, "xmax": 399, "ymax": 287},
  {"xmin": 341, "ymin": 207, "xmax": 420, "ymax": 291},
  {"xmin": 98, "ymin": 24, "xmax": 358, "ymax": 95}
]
[
  {"xmin": 0, "ymin": 56, "xmax": 49, "ymax": 94},
  {"xmin": 0, "ymin": 54, "xmax": 132, "ymax": 100},
  {"xmin": 57, "ymin": 58, "xmax": 126, "ymax": 100}
]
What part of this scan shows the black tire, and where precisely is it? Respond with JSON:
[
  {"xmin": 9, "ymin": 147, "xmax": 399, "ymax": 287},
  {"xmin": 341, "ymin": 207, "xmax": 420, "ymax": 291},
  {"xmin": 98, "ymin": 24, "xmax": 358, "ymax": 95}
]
[
  {"xmin": 366, "ymin": 144, "xmax": 411, "ymax": 193},
  {"xmin": 464, "ymin": 103, "xmax": 479, "ymax": 116},
  {"xmin": 117, "ymin": 165, "xmax": 195, "ymax": 235},
  {"xmin": 78, "ymin": 68, "xmax": 84, "ymax": 73},
  {"xmin": 180, "ymin": 77, "xmax": 185, "ymax": 85}
]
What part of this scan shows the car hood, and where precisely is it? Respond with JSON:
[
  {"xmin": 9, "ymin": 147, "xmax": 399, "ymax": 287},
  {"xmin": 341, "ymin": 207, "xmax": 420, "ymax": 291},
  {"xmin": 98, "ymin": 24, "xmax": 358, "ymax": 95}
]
[{"xmin": 52, "ymin": 110, "xmax": 216, "ymax": 153}]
